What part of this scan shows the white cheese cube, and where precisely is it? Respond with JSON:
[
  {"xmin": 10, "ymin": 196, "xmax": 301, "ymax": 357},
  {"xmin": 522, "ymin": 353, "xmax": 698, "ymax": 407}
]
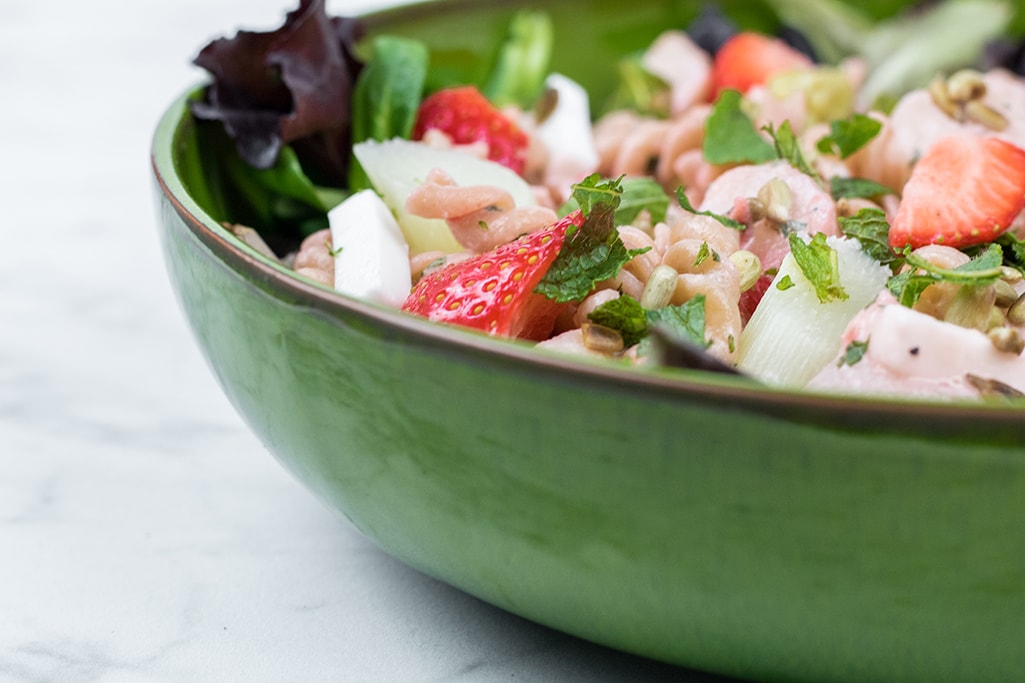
[
  {"xmin": 329, "ymin": 189, "xmax": 411, "ymax": 308},
  {"xmin": 535, "ymin": 73, "xmax": 600, "ymax": 186}
]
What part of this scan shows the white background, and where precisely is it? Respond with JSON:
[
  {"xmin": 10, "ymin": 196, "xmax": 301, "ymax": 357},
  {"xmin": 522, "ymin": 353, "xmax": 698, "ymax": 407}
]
[{"xmin": 0, "ymin": 1, "xmax": 735, "ymax": 681}]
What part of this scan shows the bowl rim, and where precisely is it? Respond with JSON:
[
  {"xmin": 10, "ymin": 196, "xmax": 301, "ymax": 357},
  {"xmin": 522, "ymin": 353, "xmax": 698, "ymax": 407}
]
[{"xmin": 151, "ymin": 38, "xmax": 1025, "ymax": 437}]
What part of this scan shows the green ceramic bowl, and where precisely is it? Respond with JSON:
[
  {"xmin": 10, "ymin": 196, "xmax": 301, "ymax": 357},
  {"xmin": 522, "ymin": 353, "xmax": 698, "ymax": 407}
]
[{"xmin": 152, "ymin": 1, "xmax": 1025, "ymax": 681}]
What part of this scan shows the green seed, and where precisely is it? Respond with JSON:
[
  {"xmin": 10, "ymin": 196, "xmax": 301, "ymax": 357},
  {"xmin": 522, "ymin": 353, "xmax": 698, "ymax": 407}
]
[
  {"xmin": 729, "ymin": 250, "xmax": 763, "ymax": 293},
  {"xmin": 946, "ymin": 69, "xmax": 987, "ymax": 103},
  {"xmin": 640, "ymin": 265, "xmax": 679, "ymax": 310},
  {"xmin": 988, "ymin": 326, "xmax": 1025, "ymax": 355},
  {"xmin": 1007, "ymin": 293, "xmax": 1025, "ymax": 326},
  {"xmin": 994, "ymin": 279, "xmax": 1020, "ymax": 308},
  {"xmin": 581, "ymin": 322, "xmax": 625, "ymax": 354}
]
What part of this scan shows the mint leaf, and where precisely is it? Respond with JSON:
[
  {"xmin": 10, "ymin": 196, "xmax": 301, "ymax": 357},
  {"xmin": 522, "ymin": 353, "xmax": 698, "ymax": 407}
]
[
  {"xmin": 966, "ymin": 232, "xmax": 1025, "ymax": 277},
  {"xmin": 788, "ymin": 232, "xmax": 849, "ymax": 303},
  {"xmin": 560, "ymin": 176, "xmax": 669, "ymax": 225},
  {"xmin": 694, "ymin": 241, "xmax": 720, "ymax": 267},
  {"xmin": 615, "ymin": 177, "xmax": 670, "ymax": 224},
  {"xmin": 918, "ymin": 243, "xmax": 1004, "ymax": 280},
  {"xmin": 839, "ymin": 207, "xmax": 899, "ymax": 268},
  {"xmin": 887, "ymin": 243, "xmax": 1004, "ymax": 307},
  {"xmin": 568, "ymin": 173, "xmax": 623, "ymax": 216},
  {"xmin": 995, "ymin": 232, "xmax": 1025, "ymax": 273},
  {"xmin": 588, "ymin": 294, "xmax": 648, "ymax": 347},
  {"xmin": 676, "ymin": 187, "xmax": 745, "ymax": 230},
  {"xmin": 647, "ymin": 296, "xmax": 709, "ymax": 349},
  {"xmin": 764, "ymin": 120, "xmax": 820, "ymax": 181},
  {"xmin": 703, "ymin": 90, "xmax": 776, "ymax": 165},
  {"xmin": 816, "ymin": 113, "xmax": 882, "ymax": 159},
  {"xmin": 777, "ymin": 274, "xmax": 796, "ymax": 291},
  {"xmin": 838, "ymin": 339, "xmax": 869, "ymax": 367},
  {"xmin": 830, "ymin": 176, "xmax": 893, "ymax": 201},
  {"xmin": 536, "ymin": 176, "xmax": 649, "ymax": 302}
]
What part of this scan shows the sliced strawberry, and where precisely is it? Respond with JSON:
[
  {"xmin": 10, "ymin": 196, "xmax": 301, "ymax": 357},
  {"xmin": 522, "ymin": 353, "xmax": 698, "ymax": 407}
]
[
  {"xmin": 889, "ymin": 135, "xmax": 1025, "ymax": 250},
  {"xmin": 412, "ymin": 86, "xmax": 530, "ymax": 175},
  {"xmin": 402, "ymin": 211, "xmax": 585, "ymax": 340},
  {"xmin": 710, "ymin": 32, "xmax": 813, "ymax": 97}
]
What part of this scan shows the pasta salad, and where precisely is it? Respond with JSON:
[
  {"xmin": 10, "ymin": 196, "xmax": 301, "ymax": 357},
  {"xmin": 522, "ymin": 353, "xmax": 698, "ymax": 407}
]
[{"xmin": 188, "ymin": 0, "xmax": 1025, "ymax": 401}]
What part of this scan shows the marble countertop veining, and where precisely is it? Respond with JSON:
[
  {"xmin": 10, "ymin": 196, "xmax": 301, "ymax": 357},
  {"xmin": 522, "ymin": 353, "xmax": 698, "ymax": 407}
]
[{"xmin": 0, "ymin": 2, "xmax": 737, "ymax": 681}]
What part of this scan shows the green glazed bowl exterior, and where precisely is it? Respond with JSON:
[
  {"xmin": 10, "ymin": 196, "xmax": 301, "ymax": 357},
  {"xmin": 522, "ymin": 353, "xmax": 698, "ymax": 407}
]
[{"xmin": 152, "ymin": 2, "xmax": 1025, "ymax": 681}]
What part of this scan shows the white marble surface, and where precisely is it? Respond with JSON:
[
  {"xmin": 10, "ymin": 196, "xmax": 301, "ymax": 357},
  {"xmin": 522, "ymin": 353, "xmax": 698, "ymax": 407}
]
[{"xmin": 0, "ymin": 2, "xmax": 738, "ymax": 681}]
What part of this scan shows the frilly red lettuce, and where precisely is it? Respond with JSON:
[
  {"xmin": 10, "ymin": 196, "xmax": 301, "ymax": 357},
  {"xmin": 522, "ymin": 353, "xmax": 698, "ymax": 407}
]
[{"xmin": 190, "ymin": 0, "xmax": 364, "ymax": 186}]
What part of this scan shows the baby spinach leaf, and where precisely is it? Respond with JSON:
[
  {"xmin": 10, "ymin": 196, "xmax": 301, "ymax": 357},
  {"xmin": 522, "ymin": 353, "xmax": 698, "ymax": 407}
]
[
  {"xmin": 192, "ymin": 120, "xmax": 336, "ymax": 247},
  {"xmin": 348, "ymin": 35, "xmax": 429, "ymax": 190},
  {"xmin": 483, "ymin": 10, "xmax": 553, "ymax": 108}
]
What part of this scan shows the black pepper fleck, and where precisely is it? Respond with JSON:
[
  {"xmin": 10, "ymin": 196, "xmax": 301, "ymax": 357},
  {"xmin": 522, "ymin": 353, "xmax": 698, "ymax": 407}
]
[{"xmin": 910, "ymin": 347, "xmax": 920, "ymax": 356}]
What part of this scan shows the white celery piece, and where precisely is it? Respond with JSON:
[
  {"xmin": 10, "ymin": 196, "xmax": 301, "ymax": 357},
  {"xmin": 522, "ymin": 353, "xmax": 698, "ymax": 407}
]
[
  {"xmin": 329, "ymin": 189, "xmax": 411, "ymax": 308},
  {"xmin": 857, "ymin": 0, "xmax": 1011, "ymax": 107},
  {"xmin": 737, "ymin": 236, "xmax": 890, "ymax": 388},
  {"xmin": 534, "ymin": 73, "xmax": 599, "ymax": 179},
  {"xmin": 352, "ymin": 138, "xmax": 537, "ymax": 256}
]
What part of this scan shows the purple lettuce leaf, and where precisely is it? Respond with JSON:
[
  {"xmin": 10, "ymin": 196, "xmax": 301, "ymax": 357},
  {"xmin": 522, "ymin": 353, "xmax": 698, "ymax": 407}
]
[{"xmin": 190, "ymin": 0, "xmax": 364, "ymax": 185}]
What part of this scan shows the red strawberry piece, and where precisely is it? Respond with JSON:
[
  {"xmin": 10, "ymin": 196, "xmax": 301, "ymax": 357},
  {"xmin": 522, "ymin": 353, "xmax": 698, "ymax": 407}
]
[
  {"xmin": 738, "ymin": 272, "xmax": 773, "ymax": 325},
  {"xmin": 889, "ymin": 135, "xmax": 1025, "ymax": 250},
  {"xmin": 711, "ymin": 32, "xmax": 813, "ymax": 97},
  {"xmin": 402, "ymin": 211, "xmax": 585, "ymax": 340},
  {"xmin": 412, "ymin": 86, "xmax": 530, "ymax": 175}
]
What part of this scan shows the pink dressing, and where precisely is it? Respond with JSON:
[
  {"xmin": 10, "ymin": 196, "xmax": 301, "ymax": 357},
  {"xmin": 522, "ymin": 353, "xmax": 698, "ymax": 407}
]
[
  {"xmin": 699, "ymin": 160, "xmax": 839, "ymax": 271},
  {"xmin": 808, "ymin": 293, "xmax": 1025, "ymax": 398}
]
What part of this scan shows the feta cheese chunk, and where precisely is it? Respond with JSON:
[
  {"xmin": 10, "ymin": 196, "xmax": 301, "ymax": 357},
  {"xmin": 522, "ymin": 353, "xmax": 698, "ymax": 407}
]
[
  {"xmin": 329, "ymin": 189, "xmax": 411, "ymax": 308},
  {"xmin": 534, "ymin": 73, "xmax": 600, "ymax": 192}
]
